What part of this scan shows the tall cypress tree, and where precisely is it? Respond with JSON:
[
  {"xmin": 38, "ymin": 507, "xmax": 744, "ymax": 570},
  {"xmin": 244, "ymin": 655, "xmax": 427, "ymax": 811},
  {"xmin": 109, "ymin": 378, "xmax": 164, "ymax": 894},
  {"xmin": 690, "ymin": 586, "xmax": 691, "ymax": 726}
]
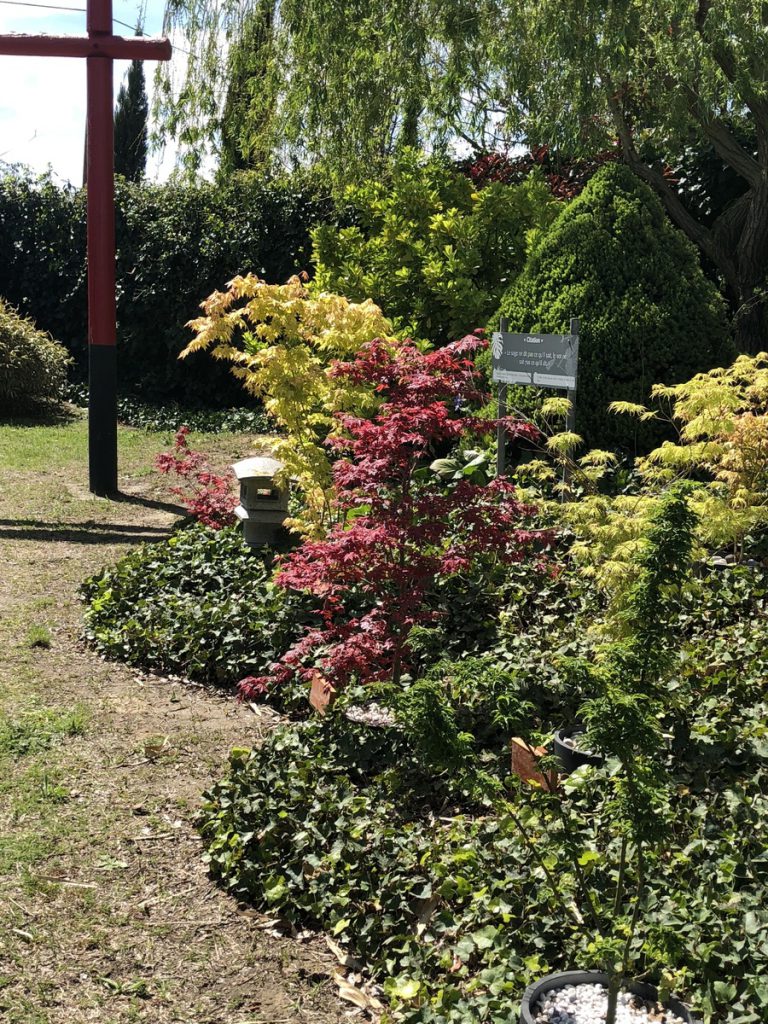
[{"xmin": 114, "ymin": 58, "xmax": 149, "ymax": 182}]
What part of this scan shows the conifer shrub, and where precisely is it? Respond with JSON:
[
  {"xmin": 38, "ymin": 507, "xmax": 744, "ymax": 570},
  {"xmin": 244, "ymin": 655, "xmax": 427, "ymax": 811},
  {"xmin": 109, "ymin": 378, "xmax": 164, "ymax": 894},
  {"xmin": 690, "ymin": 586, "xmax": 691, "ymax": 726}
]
[
  {"xmin": 0, "ymin": 299, "xmax": 71, "ymax": 411},
  {"xmin": 493, "ymin": 163, "xmax": 732, "ymax": 452}
]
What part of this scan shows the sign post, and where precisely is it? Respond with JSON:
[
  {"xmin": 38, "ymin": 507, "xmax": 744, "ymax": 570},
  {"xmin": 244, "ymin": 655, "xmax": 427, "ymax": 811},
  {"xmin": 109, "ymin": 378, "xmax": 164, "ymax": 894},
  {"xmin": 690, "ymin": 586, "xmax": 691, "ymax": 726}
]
[
  {"xmin": 492, "ymin": 318, "xmax": 580, "ymax": 475},
  {"xmin": 566, "ymin": 317, "xmax": 579, "ymax": 434},
  {"xmin": 495, "ymin": 317, "xmax": 509, "ymax": 477}
]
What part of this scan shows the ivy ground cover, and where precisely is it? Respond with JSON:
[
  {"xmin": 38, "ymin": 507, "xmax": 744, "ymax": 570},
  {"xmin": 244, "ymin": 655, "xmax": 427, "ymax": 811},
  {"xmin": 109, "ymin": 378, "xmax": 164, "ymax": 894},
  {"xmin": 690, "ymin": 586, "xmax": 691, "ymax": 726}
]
[
  {"xmin": 78, "ymin": 335, "xmax": 768, "ymax": 1024},
  {"xmin": 82, "ymin": 511, "xmax": 768, "ymax": 1023},
  {"xmin": 199, "ymin": 565, "xmax": 768, "ymax": 1024}
]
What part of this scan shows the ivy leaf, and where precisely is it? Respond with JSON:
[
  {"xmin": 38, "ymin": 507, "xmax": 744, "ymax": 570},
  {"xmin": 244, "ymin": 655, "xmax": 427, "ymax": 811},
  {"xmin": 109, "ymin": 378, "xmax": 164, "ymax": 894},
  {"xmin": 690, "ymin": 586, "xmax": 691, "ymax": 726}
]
[
  {"xmin": 264, "ymin": 877, "xmax": 288, "ymax": 903},
  {"xmin": 470, "ymin": 925, "xmax": 499, "ymax": 950},
  {"xmin": 577, "ymin": 850, "xmax": 601, "ymax": 867},
  {"xmin": 390, "ymin": 978, "xmax": 421, "ymax": 1000},
  {"xmin": 713, "ymin": 981, "xmax": 737, "ymax": 1002}
]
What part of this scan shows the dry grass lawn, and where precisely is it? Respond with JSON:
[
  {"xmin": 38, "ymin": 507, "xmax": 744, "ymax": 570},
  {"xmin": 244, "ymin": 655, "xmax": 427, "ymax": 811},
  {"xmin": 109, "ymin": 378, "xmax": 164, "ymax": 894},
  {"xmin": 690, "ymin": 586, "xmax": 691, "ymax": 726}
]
[{"xmin": 0, "ymin": 408, "xmax": 347, "ymax": 1024}]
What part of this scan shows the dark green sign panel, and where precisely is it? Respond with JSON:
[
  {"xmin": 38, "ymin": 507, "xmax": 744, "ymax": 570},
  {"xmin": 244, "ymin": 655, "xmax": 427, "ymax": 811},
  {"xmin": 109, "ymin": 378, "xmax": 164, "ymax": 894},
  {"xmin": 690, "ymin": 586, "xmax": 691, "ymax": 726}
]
[{"xmin": 491, "ymin": 331, "xmax": 579, "ymax": 390}]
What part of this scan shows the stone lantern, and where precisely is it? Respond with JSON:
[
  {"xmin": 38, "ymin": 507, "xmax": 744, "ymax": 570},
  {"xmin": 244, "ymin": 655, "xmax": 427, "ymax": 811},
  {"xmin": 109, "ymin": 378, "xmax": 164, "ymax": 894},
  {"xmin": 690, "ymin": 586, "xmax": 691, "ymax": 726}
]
[{"xmin": 232, "ymin": 456, "xmax": 289, "ymax": 546}]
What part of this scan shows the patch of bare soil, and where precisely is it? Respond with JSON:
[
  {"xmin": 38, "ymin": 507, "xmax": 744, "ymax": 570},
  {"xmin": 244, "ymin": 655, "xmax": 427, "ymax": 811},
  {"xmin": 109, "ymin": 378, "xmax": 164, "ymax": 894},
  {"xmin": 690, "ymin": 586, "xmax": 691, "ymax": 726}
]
[{"xmin": 0, "ymin": 453, "xmax": 351, "ymax": 1024}]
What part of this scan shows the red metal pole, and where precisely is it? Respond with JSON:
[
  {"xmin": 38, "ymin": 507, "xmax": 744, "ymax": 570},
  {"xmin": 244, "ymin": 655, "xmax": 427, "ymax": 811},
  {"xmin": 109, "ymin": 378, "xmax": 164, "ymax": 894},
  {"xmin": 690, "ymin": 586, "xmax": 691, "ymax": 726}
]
[{"xmin": 86, "ymin": 0, "xmax": 117, "ymax": 493}]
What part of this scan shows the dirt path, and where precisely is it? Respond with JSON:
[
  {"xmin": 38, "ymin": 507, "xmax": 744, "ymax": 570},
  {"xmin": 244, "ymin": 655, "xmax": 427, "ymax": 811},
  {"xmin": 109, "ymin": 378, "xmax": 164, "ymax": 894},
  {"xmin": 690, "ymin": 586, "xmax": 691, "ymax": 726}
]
[{"xmin": 0, "ymin": 421, "xmax": 347, "ymax": 1024}]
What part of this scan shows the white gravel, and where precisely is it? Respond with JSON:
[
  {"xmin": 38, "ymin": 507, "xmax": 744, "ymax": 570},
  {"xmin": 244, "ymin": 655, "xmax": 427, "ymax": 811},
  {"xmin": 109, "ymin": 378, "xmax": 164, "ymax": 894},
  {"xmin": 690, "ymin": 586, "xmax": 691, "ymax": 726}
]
[
  {"xmin": 560, "ymin": 731, "xmax": 597, "ymax": 756},
  {"xmin": 344, "ymin": 703, "xmax": 398, "ymax": 728},
  {"xmin": 532, "ymin": 983, "xmax": 687, "ymax": 1024}
]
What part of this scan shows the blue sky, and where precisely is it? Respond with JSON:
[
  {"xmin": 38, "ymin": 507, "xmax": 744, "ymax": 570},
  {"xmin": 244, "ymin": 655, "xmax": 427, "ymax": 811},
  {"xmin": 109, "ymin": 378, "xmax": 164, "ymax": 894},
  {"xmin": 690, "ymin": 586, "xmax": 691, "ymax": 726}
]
[{"xmin": 0, "ymin": 0, "xmax": 179, "ymax": 184}]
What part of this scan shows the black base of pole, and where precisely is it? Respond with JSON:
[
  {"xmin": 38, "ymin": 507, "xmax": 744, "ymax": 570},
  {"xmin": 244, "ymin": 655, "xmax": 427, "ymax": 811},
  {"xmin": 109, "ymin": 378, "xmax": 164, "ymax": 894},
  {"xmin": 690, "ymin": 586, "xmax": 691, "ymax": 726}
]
[{"xmin": 88, "ymin": 344, "xmax": 118, "ymax": 495}]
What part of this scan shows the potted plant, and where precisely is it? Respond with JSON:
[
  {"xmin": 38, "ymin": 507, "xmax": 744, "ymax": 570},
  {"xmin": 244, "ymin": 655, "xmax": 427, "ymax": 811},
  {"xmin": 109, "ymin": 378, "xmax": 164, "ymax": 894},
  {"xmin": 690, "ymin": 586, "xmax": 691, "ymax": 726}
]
[
  {"xmin": 551, "ymin": 725, "xmax": 604, "ymax": 774},
  {"xmin": 516, "ymin": 485, "xmax": 700, "ymax": 1024},
  {"xmin": 519, "ymin": 970, "xmax": 695, "ymax": 1023}
]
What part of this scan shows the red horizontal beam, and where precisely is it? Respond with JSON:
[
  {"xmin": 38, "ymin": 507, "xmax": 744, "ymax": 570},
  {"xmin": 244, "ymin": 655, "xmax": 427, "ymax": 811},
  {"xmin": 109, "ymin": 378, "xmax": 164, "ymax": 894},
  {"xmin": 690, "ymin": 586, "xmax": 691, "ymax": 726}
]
[{"xmin": 0, "ymin": 33, "xmax": 172, "ymax": 60}]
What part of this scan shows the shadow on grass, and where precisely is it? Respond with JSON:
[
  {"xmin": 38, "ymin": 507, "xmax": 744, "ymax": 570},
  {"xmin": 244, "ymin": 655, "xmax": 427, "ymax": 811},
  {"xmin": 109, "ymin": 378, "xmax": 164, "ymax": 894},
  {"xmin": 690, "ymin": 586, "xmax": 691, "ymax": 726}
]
[
  {"xmin": 110, "ymin": 491, "xmax": 187, "ymax": 516},
  {"xmin": 0, "ymin": 518, "xmax": 175, "ymax": 545},
  {"xmin": 0, "ymin": 404, "xmax": 80, "ymax": 428}
]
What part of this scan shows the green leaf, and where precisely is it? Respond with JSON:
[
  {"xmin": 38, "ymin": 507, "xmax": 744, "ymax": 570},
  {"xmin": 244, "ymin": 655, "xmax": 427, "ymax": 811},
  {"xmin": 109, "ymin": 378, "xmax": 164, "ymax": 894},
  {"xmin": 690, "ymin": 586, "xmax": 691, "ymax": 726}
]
[
  {"xmin": 264, "ymin": 878, "xmax": 288, "ymax": 903},
  {"xmin": 578, "ymin": 850, "xmax": 601, "ymax": 867},
  {"xmin": 713, "ymin": 981, "xmax": 737, "ymax": 1002},
  {"xmin": 470, "ymin": 926, "xmax": 499, "ymax": 950},
  {"xmin": 391, "ymin": 978, "xmax": 421, "ymax": 1000}
]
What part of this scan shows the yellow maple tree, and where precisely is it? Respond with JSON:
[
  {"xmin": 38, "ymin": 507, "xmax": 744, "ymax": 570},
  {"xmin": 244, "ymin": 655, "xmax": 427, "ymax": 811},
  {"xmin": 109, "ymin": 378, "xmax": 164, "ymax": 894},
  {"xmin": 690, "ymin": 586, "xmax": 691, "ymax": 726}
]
[{"xmin": 183, "ymin": 274, "xmax": 399, "ymax": 534}]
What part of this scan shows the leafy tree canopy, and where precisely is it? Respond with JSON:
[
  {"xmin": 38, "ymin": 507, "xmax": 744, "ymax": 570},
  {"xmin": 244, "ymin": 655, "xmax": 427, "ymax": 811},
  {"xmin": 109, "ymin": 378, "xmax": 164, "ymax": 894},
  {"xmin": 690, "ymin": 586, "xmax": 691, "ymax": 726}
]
[
  {"xmin": 159, "ymin": 0, "xmax": 768, "ymax": 349},
  {"xmin": 158, "ymin": 0, "xmax": 491, "ymax": 178},
  {"xmin": 159, "ymin": 0, "xmax": 765, "ymax": 177}
]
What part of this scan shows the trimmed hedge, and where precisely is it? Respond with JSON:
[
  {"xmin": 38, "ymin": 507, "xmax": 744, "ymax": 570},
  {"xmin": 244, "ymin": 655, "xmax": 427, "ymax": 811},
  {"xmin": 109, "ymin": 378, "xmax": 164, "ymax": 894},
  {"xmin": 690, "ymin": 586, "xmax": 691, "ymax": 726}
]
[
  {"xmin": 494, "ymin": 163, "xmax": 733, "ymax": 452},
  {"xmin": 0, "ymin": 169, "xmax": 335, "ymax": 406},
  {"xmin": 0, "ymin": 298, "xmax": 71, "ymax": 411}
]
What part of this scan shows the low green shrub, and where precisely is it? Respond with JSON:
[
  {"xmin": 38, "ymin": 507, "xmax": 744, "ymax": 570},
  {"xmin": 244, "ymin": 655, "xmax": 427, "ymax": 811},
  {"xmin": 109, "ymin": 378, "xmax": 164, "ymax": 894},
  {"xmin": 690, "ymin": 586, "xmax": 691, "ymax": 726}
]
[
  {"xmin": 0, "ymin": 299, "xmax": 71, "ymax": 411},
  {"xmin": 200, "ymin": 565, "xmax": 768, "ymax": 1024},
  {"xmin": 80, "ymin": 525, "xmax": 316, "ymax": 692}
]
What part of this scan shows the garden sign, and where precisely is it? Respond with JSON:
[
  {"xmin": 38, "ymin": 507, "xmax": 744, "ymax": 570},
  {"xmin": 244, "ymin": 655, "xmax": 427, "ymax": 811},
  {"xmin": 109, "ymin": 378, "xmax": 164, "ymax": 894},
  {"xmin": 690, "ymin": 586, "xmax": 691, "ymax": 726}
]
[{"xmin": 492, "ymin": 317, "xmax": 580, "ymax": 474}]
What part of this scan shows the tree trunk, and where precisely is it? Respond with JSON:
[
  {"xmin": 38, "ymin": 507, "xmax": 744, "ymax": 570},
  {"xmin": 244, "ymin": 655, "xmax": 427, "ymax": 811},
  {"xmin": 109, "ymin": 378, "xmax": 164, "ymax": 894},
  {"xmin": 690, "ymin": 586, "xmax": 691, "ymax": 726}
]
[
  {"xmin": 654, "ymin": 175, "xmax": 768, "ymax": 356},
  {"xmin": 612, "ymin": 110, "xmax": 768, "ymax": 356},
  {"xmin": 732, "ymin": 182, "xmax": 768, "ymax": 355},
  {"xmin": 605, "ymin": 974, "xmax": 621, "ymax": 1024},
  {"xmin": 733, "ymin": 288, "xmax": 768, "ymax": 355}
]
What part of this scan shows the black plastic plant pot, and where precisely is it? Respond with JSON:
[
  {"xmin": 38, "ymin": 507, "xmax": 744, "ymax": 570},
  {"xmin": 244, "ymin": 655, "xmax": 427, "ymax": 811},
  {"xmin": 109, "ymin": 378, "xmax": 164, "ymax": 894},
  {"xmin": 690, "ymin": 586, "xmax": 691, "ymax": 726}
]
[
  {"xmin": 519, "ymin": 970, "xmax": 696, "ymax": 1024},
  {"xmin": 552, "ymin": 727, "xmax": 604, "ymax": 774}
]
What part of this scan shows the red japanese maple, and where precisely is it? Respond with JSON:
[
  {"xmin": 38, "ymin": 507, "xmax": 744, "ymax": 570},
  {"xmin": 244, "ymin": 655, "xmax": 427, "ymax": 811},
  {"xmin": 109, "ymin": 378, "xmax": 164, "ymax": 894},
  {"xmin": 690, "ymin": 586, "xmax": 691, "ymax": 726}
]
[
  {"xmin": 458, "ymin": 145, "xmax": 620, "ymax": 199},
  {"xmin": 155, "ymin": 426, "xmax": 238, "ymax": 530},
  {"xmin": 239, "ymin": 334, "xmax": 550, "ymax": 701}
]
